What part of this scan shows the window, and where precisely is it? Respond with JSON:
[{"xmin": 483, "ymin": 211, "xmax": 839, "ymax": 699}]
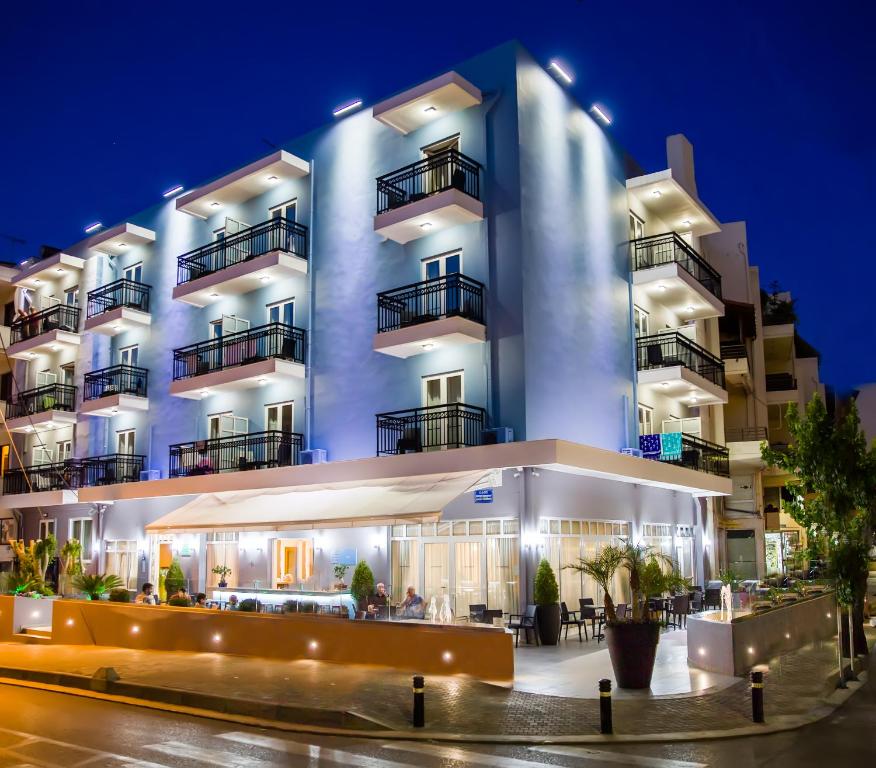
[
  {"xmin": 36, "ymin": 369, "xmax": 57, "ymax": 387},
  {"xmin": 1, "ymin": 445, "xmax": 9, "ymax": 476},
  {"xmin": 61, "ymin": 364, "xmax": 75, "ymax": 386},
  {"xmin": 638, "ymin": 404, "xmax": 653, "ymax": 436},
  {"xmin": 33, "ymin": 446, "xmax": 53, "ymax": 465},
  {"xmin": 213, "ymin": 227, "xmax": 225, "ymax": 242},
  {"xmin": 70, "ymin": 518, "xmax": 94, "ymax": 562},
  {"xmin": 269, "ymin": 199, "xmax": 297, "ymax": 223},
  {"xmin": 629, "ymin": 211, "xmax": 645, "ymax": 242},
  {"xmin": 57, "ymin": 440, "xmax": 72, "ymax": 462},
  {"xmin": 105, "ymin": 540, "xmax": 138, "ymax": 590},
  {"xmin": 422, "ymin": 251, "xmax": 461, "ymax": 280},
  {"xmin": 39, "ymin": 519, "xmax": 56, "ymax": 539},
  {"xmin": 210, "ymin": 315, "xmax": 249, "ymax": 339},
  {"xmin": 123, "ymin": 263, "xmax": 143, "ymax": 283},
  {"xmin": 208, "ymin": 413, "xmax": 248, "ymax": 440},
  {"xmin": 64, "ymin": 287, "xmax": 79, "ymax": 307},
  {"xmin": 633, "ymin": 306, "xmax": 650, "ymax": 337},
  {"xmin": 267, "ymin": 299, "xmax": 294, "ymax": 326},
  {"xmin": 266, "ymin": 402, "xmax": 293, "ymax": 433},
  {"xmin": 120, "ymin": 345, "xmax": 139, "ymax": 367},
  {"xmin": 117, "ymin": 429, "xmax": 135, "ymax": 455},
  {"xmin": 422, "ymin": 134, "xmax": 460, "ymax": 157},
  {"xmin": 422, "ymin": 371, "xmax": 463, "ymax": 407}
]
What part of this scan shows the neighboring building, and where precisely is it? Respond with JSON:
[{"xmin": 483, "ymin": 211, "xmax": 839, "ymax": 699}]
[
  {"xmin": 0, "ymin": 263, "xmax": 18, "ymax": 569},
  {"xmin": 853, "ymin": 383, "xmax": 876, "ymax": 445},
  {"xmin": 0, "ymin": 41, "xmax": 768, "ymax": 611}
]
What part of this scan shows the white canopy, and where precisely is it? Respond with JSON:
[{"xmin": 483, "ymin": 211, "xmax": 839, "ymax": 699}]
[{"xmin": 144, "ymin": 470, "xmax": 488, "ymax": 534}]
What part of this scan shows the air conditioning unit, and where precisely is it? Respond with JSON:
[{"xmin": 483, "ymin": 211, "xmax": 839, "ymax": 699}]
[
  {"xmin": 482, "ymin": 427, "xmax": 514, "ymax": 445},
  {"xmin": 299, "ymin": 448, "xmax": 327, "ymax": 465},
  {"xmin": 140, "ymin": 469, "xmax": 161, "ymax": 481},
  {"xmin": 620, "ymin": 447, "xmax": 643, "ymax": 458}
]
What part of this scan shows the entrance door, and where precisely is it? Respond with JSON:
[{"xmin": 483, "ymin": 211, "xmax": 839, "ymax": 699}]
[
  {"xmin": 422, "ymin": 372, "xmax": 463, "ymax": 449},
  {"xmin": 422, "ymin": 252, "xmax": 461, "ymax": 317},
  {"xmin": 422, "ymin": 135, "xmax": 460, "ymax": 194},
  {"xmin": 726, "ymin": 529, "xmax": 757, "ymax": 579}
]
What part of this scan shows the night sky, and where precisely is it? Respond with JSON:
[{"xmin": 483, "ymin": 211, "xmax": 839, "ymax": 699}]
[{"xmin": 1, "ymin": 1, "xmax": 873, "ymax": 391}]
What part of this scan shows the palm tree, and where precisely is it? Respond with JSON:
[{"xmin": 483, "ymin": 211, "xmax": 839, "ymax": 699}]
[
  {"xmin": 565, "ymin": 545, "xmax": 624, "ymax": 622},
  {"xmin": 617, "ymin": 540, "xmax": 675, "ymax": 621}
]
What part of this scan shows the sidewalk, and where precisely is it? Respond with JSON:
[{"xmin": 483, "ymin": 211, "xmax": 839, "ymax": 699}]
[{"xmin": 0, "ymin": 631, "xmax": 871, "ymax": 740}]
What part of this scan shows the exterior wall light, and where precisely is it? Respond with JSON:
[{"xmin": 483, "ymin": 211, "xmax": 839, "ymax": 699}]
[
  {"xmin": 589, "ymin": 104, "xmax": 612, "ymax": 126},
  {"xmin": 84, "ymin": 222, "xmax": 103, "ymax": 234},
  {"xmin": 163, "ymin": 184, "xmax": 184, "ymax": 198},
  {"xmin": 548, "ymin": 60, "xmax": 573, "ymax": 85},
  {"xmin": 332, "ymin": 99, "xmax": 363, "ymax": 117}
]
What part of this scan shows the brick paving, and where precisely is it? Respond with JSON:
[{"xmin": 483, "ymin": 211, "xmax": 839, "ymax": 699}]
[{"xmin": 0, "ymin": 631, "xmax": 870, "ymax": 736}]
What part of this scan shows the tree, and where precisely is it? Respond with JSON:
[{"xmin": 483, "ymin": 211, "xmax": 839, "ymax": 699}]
[
  {"xmin": 349, "ymin": 560, "xmax": 375, "ymax": 605},
  {"xmin": 164, "ymin": 559, "xmax": 186, "ymax": 595},
  {"xmin": 565, "ymin": 547, "xmax": 624, "ymax": 621},
  {"xmin": 762, "ymin": 394, "xmax": 874, "ymax": 678},
  {"xmin": 533, "ymin": 558, "xmax": 559, "ymax": 605}
]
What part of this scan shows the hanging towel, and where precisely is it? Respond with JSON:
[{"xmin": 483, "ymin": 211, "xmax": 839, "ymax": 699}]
[
  {"xmin": 660, "ymin": 431, "xmax": 683, "ymax": 461},
  {"xmin": 639, "ymin": 433, "xmax": 662, "ymax": 460}
]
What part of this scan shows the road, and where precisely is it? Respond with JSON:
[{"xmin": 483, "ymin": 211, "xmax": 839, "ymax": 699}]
[{"xmin": 0, "ymin": 663, "xmax": 872, "ymax": 768}]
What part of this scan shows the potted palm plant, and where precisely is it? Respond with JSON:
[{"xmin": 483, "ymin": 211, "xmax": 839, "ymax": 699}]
[
  {"xmin": 533, "ymin": 558, "xmax": 561, "ymax": 645},
  {"xmin": 72, "ymin": 573, "xmax": 124, "ymax": 601},
  {"xmin": 567, "ymin": 540, "xmax": 688, "ymax": 689}
]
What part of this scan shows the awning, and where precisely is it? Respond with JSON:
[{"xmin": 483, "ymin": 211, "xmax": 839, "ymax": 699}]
[{"xmin": 144, "ymin": 470, "xmax": 488, "ymax": 534}]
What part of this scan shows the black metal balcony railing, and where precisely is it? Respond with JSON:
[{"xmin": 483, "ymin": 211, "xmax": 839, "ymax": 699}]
[
  {"xmin": 376, "ymin": 149, "xmax": 481, "ymax": 215},
  {"xmin": 376, "ymin": 403, "xmax": 487, "ymax": 456},
  {"xmin": 725, "ymin": 426, "xmax": 769, "ymax": 442},
  {"xmin": 377, "ymin": 274, "xmax": 485, "ymax": 333},
  {"xmin": 632, "ymin": 233, "xmax": 723, "ymax": 300},
  {"xmin": 636, "ymin": 332, "xmax": 726, "ymax": 389},
  {"xmin": 6, "ymin": 383, "xmax": 76, "ymax": 419},
  {"xmin": 2, "ymin": 454, "xmax": 144, "ymax": 495},
  {"xmin": 9, "ymin": 304, "xmax": 80, "ymax": 344},
  {"xmin": 657, "ymin": 433, "xmax": 730, "ymax": 477},
  {"xmin": 177, "ymin": 217, "xmax": 307, "ymax": 285},
  {"xmin": 172, "ymin": 322, "xmax": 305, "ymax": 381},
  {"xmin": 84, "ymin": 365, "xmax": 148, "ymax": 401},
  {"xmin": 766, "ymin": 372, "xmax": 797, "ymax": 392},
  {"xmin": 86, "ymin": 278, "xmax": 151, "ymax": 318},
  {"xmin": 168, "ymin": 430, "xmax": 303, "ymax": 477},
  {"xmin": 720, "ymin": 342, "xmax": 747, "ymax": 360}
]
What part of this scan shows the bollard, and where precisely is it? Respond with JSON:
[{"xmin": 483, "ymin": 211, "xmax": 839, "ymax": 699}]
[
  {"xmin": 412, "ymin": 675, "xmax": 425, "ymax": 728},
  {"xmin": 598, "ymin": 678, "xmax": 613, "ymax": 734},
  {"xmin": 750, "ymin": 670, "xmax": 764, "ymax": 723}
]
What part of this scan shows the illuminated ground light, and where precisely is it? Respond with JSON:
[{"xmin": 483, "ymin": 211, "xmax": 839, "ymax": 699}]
[
  {"xmin": 747, "ymin": 646, "xmax": 755, "ymax": 654},
  {"xmin": 308, "ymin": 640, "xmax": 319, "ymax": 652},
  {"xmin": 442, "ymin": 651, "xmax": 454, "ymax": 663},
  {"xmin": 66, "ymin": 618, "xmax": 74, "ymax": 627},
  {"xmin": 212, "ymin": 633, "xmax": 222, "ymax": 643},
  {"xmin": 698, "ymin": 647, "xmax": 706, "ymax": 657},
  {"xmin": 131, "ymin": 625, "xmax": 140, "ymax": 634}
]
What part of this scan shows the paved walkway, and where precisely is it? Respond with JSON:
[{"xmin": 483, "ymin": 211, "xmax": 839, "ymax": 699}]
[{"xmin": 0, "ymin": 631, "xmax": 871, "ymax": 736}]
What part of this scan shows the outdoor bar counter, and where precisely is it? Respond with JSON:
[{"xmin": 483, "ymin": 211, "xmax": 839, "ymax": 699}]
[
  {"xmin": 687, "ymin": 591, "xmax": 836, "ymax": 676},
  {"xmin": 49, "ymin": 598, "xmax": 514, "ymax": 683},
  {"xmin": 209, "ymin": 587, "xmax": 356, "ymax": 616}
]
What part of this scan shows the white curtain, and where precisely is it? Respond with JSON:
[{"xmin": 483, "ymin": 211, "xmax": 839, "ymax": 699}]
[{"xmin": 487, "ymin": 537, "xmax": 519, "ymax": 615}]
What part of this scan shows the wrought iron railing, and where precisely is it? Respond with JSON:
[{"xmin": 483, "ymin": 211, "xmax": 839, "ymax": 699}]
[
  {"xmin": 177, "ymin": 217, "xmax": 307, "ymax": 285},
  {"xmin": 172, "ymin": 322, "xmax": 306, "ymax": 380},
  {"xmin": 168, "ymin": 430, "xmax": 303, "ymax": 477},
  {"xmin": 631, "ymin": 233, "xmax": 722, "ymax": 300},
  {"xmin": 766, "ymin": 372, "xmax": 797, "ymax": 391},
  {"xmin": 9, "ymin": 304, "xmax": 80, "ymax": 344},
  {"xmin": 653, "ymin": 433, "xmax": 730, "ymax": 477},
  {"xmin": 2, "ymin": 454, "xmax": 144, "ymax": 494},
  {"xmin": 84, "ymin": 365, "xmax": 148, "ymax": 400},
  {"xmin": 636, "ymin": 332, "xmax": 726, "ymax": 389},
  {"xmin": 376, "ymin": 403, "xmax": 487, "ymax": 456},
  {"xmin": 6, "ymin": 383, "xmax": 76, "ymax": 419},
  {"xmin": 376, "ymin": 149, "xmax": 481, "ymax": 215},
  {"xmin": 725, "ymin": 426, "xmax": 768, "ymax": 442},
  {"xmin": 720, "ymin": 342, "xmax": 747, "ymax": 360},
  {"xmin": 377, "ymin": 274, "xmax": 485, "ymax": 333},
  {"xmin": 86, "ymin": 278, "xmax": 151, "ymax": 317}
]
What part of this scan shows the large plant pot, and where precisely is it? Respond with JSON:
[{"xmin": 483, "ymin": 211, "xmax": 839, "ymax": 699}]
[
  {"xmin": 605, "ymin": 621, "xmax": 660, "ymax": 689},
  {"xmin": 536, "ymin": 603, "xmax": 561, "ymax": 646}
]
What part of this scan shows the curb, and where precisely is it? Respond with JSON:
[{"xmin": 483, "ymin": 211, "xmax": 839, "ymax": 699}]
[{"xmin": 0, "ymin": 669, "xmax": 867, "ymax": 744}]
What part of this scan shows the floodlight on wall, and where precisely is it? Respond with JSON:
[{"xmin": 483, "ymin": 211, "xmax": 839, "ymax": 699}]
[
  {"xmin": 163, "ymin": 184, "xmax": 184, "ymax": 198},
  {"xmin": 589, "ymin": 104, "xmax": 612, "ymax": 126},
  {"xmin": 332, "ymin": 99, "xmax": 363, "ymax": 117},
  {"xmin": 548, "ymin": 60, "xmax": 573, "ymax": 85}
]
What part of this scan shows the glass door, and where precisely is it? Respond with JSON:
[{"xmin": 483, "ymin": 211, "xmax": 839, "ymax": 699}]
[
  {"xmin": 422, "ymin": 372, "xmax": 463, "ymax": 449},
  {"xmin": 422, "ymin": 252, "xmax": 461, "ymax": 317}
]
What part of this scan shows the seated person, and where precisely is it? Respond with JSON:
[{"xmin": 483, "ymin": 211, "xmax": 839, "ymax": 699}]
[
  {"xmin": 135, "ymin": 582, "xmax": 157, "ymax": 605},
  {"xmin": 365, "ymin": 582, "xmax": 389, "ymax": 619},
  {"xmin": 398, "ymin": 586, "xmax": 425, "ymax": 620},
  {"xmin": 226, "ymin": 594, "xmax": 239, "ymax": 610},
  {"xmin": 194, "ymin": 592, "xmax": 208, "ymax": 608}
]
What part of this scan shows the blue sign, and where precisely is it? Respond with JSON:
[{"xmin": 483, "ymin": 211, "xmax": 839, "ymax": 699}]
[
  {"xmin": 330, "ymin": 548, "xmax": 357, "ymax": 566},
  {"xmin": 474, "ymin": 488, "xmax": 493, "ymax": 504}
]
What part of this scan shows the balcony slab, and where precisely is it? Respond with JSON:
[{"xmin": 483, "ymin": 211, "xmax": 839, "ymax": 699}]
[
  {"xmin": 3, "ymin": 409, "xmax": 77, "ymax": 434},
  {"xmin": 13, "ymin": 253, "xmax": 85, "ymax": 289},
  {"xmin": 0, "ymin": 490, "xmax": 78, "ymax": 510},
  {"xmin": 84, "ymin": 306, "xmax": 152, "ymax": 336},
  {"xmin": 374, "ymin": 188, "xmax": 483, "ymax": 244},
  {"xmin": 172, "ymin": 249, "xmax": 308, "ymax": 308},
  {"xmin": 373, "ymin": 315, "xmax": 486, "ymax": 358},
  {"xmin": 728, "ymin": 440, "xmax": 766, "ymax": 471},
  {"xmin": 373, "ymin": 71, "xmax": 482, "ymax": 135},
  {"xmin": 637, "ymin": 365, "xmax": 729, "ymax": 407},
  {"xmin": 633, "ymin": 262, "xmax": 723, "ymax": 320},
  {"xmin": 724, "ymin": 355, "xmax": 751, "ymax": 388},
  {"xmin": 7, "ymin": 330, "xmax": 81, "ymax": 360},
  {"xmin": 86, "ymin": 222, "xmax": 156, "ymax": 256},
  {"xmin": 80, "ymin": 394, "xmax": 149, "ymax": 418},
  {"xmin": 169, "ymin": 358, "xmax": 305, "ymax": 400}
]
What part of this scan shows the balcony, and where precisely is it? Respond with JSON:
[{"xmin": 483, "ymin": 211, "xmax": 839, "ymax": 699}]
[
  {"xmin": 168, "ymin": 430, "xmax": 303, "ymax": 478},
  {"xmin": 640, "ymin": 432, "xmax": 729, "ymax": 477},
  {"xmin": 376, "ymin": 403, "xmax": 487, "ymax": 456},
  {"xmin": 374, "ymin": 274, "xmax": 485, "ymax": 358},
  {"xmin": 7, "ymin": 305, "xmax": 81, "ymax": 359},
  {"xmin": 766, "ymin": 372, "xmax": 797, "ymax": 392},
  {"xmin": 374, "ymin": 149, "xmax": 483, "ymax": 244},
  {"xmin": 720, "ymin": 342, "xmax": 751, "ymax": 388},
  {"xmin": 725, "ymin": 426, "xmax": 768, "ymax": 471},
  {"xmin": 84, "ymin": 279, "xmax": 152, "ymax": 336},
  {"xmin": 631, "ymin": 233, "xmax": 723, "ymax": 319},
  {"xmin": 2, "ymin": 454, "xmax": 145, "ymax": 496},
  {"xmin": 170, "ymin": 322, "xmax": 306, "ymax": 399},
  {"xmin": 4, "ymin": 383, "xmax": 77, "ymax": 433},
  {"xmin": 636, "ymin": 332, "xmax": 728, "ymax": 406},
  {"xmin": 81, "ymin": 365, "xmax": 149, "ymax": 417},
  {"xmin": 173, "ymin": 217, "xmax": 308, "ymax": 307}
]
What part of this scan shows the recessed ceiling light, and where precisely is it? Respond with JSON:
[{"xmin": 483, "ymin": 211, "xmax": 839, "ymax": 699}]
[
  {"xmin": 682, "ymin": 219, "xmax": 692, "ymax": 227},
  {"xmin": 266, "ymin": 175, "xmax": 280, "ymax": 183},
  {"xmin": 686, "ymin": 305, "xmax": 695, "ymax": 313},
  {"xmin": 50, "ymin": 344, "xmax": 59, "ymax": 351},
  {"xmin": 55, "ymin": 268, "xmax": 65, "ymax": 274},
  {"xmin": 163, "ymin": 184, "xmax": 184, "ymax": 198},
  {"xmin": 661, "ymin": 382, "xmax": 670, "ymax": 388},
  {"xmin": 33, "ymin": 279, "xmax": 41, "ymax": 285},
  {"xmin": 259, "ymin": 276, "xmax": 271, "ymax": 283},
  {"xmin": 421, "ymin": 342, "xmax": 435, "ymax": 351},
  {"xmin": 548, "ymin": 60, "xmax": 573, "ymax": 85},
  {"xmin": 200, "ymin": 389, "xmax": 209, "ymax": 397},
  {"xmin": 657, "ymin": 284, "xmax": 666, "ymax": 292},
  {"xmin": 423, "ymin": 105, "xmax": 438, "ymax": 113},
  {"xmin": 210, "ymin": 202, "xmax": 222, "ymax": 208},
  {"xmin": 117, "ymin": 242, "xmax": 127, "ymax": 248},
  {"xmin": 420, "ymin": 222, "xmax": 433, "ymax": 230},
  {"xmin": 258, "ymin": 378, "xmax": 268, "ymax": 386},
  {"xmin": 210, "ymin": 293, "xmax": 219, "ymax": 298},
  {"xmin": 111, "ymin": 408, "xmax": 119, "ymax": 414},
  {"xmin": 112, "ymin": 325, "xmax": 121, "ymax": 331},
  {"xmin": 28, "ymin": 352, "xmax": 36, "ymax": 358},
  {"xmin": 589, "ymin": 104, "xmax": 612, "ymax": 125},
  {"xmin": 652, "ymin": 190, "xmax": 662, "ymax": 198},
  {"xmin": 332, "ymin": 99, "xmax": 363, "ymax": 117}
]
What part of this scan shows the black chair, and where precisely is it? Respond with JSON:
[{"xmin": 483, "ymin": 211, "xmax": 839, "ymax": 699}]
[
  {"xmin": 615, "ymin": 603, "xmax": 628, "ymax": 620},
  {"xmin": 704, "ymin": 588, "xmax": 721, "ymax": 610},
  {"xmin": 667, "ymin": 594, "xmax": 690, "ymax": 629},
  {"xmin": 646, "ymin": 344, "xmax": 664, "ymax": 366},
  {"xmin": 560, "ymin": 602, "xmax": 586, "ymax": 642},
  {"xmin": 579, "ymin": 598, "xmax": 600, "ymax": 641},
  {"xmin": 396, "ymin": 427, "xmax": 422, "ymax": 454},
  {"xmin": 690, "ymin": 591, "xmax": 703, "ymax": 613},
  {"xmin": 468, "ymin": 603, "xmax": 487, "ymax": 623},
  {"xmin": 482, "ymin": 608, "xmax": 503, "ymax": 625},
  {"xmin": 508, "ymin": 605, "xmax": 539, "ymax": 647}
]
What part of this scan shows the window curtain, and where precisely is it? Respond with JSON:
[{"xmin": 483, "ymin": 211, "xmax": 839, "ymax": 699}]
[
  {"xmin": 487, "ymin": 537, "xmax": 519, "ymax": 615},
  {"xmin": 423, "ymin": 542, "xmax": 450, "ymax": 610},
  {"xmin": 206, "ymin": 542, "xmax": 240, "ymax": 588},
  {"xmin": 105, "ymin": 541, "xmax": 137, "ymax": 590},
  {"xmin": 391, "ymin": 540, "xmax": 418, "ymax": 603},
  {"xmin": 453, "ymin": 542, "xmax": 482, "ymax": 618}
]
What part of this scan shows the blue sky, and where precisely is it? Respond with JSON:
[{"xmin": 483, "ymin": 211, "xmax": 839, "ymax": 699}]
[{"xmin": 1, "ymin": 1, "xmax": 873, "ymax": 390}]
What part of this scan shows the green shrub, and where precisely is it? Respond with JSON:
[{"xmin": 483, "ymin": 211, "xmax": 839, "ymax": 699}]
[
  {"xmin": 108, "ymin": 587, "xmax": 132, "ymax": 602},
  {"xmin": 283, "ymin": 600, "xmax": 299, "ymax": 614},
  {"xmin": 533, "ymin": 558, "xmax": 559, "ymax": 605},
  {"xmin": 73, "ymin": 573, "xmax": 123, "ymax": 601},
  {"xmin": 164, "ymin": 559, "xmax": 186, "ymax": 595},
  {"xmin": 349, "ymin": 560, "xmax": 375, "ymax": 604},
  {"xmin": 166, "ymin": 595, "xmax": 191, "ymax": 607},
  {"xmin": 238, "ymin": 598, "xmax": 259, "ymax": 612}
]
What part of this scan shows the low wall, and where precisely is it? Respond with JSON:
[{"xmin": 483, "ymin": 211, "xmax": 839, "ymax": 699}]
[
  {"xmin": 0, "ymin": 595, "xmax": 13, "ymax": 641},
  {"xmin": 51, "ymin": 600, "xmax": 514, "ymax": 683},
  {"xmin": 687, "ymin": 592, "xmax": 837, "ymax": 676},
  {"xmin": 0, "ymin": 595, "xmax": 55, "ymax": 638}
]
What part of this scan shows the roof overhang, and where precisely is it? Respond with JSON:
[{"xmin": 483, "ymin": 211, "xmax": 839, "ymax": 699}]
[
  {"xmin": 14, "ymin": 253, "xmax": 85, "ymax": 289},
  {"xmin": 176, "ymin": 150, "xmax": 310, "ymax": 219},
  {"xmin": 86, "ymin": 222, "xmax": 156, "ymax": 256},
  {"xmin": 627, "ymin": 169, "xmax": 721, "ymax": 236},
  {"xmin": 372, "ymin": 71, "xmax": 482, "ymax": 134}
]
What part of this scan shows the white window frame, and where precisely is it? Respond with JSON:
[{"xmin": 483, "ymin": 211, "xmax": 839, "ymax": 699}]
[
  {"xmin": 33, "ymin": 446, "xmax": 53, "ymax": 465},
  {"xmin": 119, "ymin": 344, "xmax": 139, "ymax": 367},
  {"xmin": 421, "ymin": 250, "xmax": 462, "ymax": 280},
  {"xmin": 36, "ymin": 369, "xmax": 57, "ymax": 387},
  {"xmin": 629, "ymin": 211, "xmax": 645, "ymax": 241},
  {"xmin": 266, "ymin": 298, "xmax": 294, "ymax": 326},
  {"xmin": 265, "ymin": 401, "xmax": 294, "ymax": 433},
  {"xmin": 633, "ymin": 305, "xmax": 650, "ymax": 337},
  {"xmin": 421, "ymin": 134, "xmax": 460, "ymax": 157},
  {"xmin": 117, "ymin": 429, "xmax": 136, "ymax": 455},
  {"xmin": 638, "ymin": 404, "xmax": 654, "ymax": 437},
  {"xmin": 422, "ymin": 370, "xmax": 464, "ymax": 407},
  {"xmin": 70, "ymin": 517, "xmax": 94, "ymax": 563},
  {"xmin": 123, "ymin": 263, "xmax": 143, "ymax": 283},
  {"xmin": 208, "ymin": 412, "xmax": 248, "ymax": 440},
  {"xmin": 269, "ymin": 199, "xmax": 297, "ymax": 222},
  {"xmin": 64, "ymin": 286, "xmax": 79, "ymax": 307},
  {"xmin": 57, "ymin": 440, "xmax": 72, "ymax": 462},
  {"xmin": 39, "ymin": 519, "xmax": 57, "ymax": 540}
]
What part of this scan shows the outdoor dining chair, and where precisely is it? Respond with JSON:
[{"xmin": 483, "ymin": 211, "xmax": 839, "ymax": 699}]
[
  {"xmin": 508, "ymin": 605, "xmax": 539, "ymax": 647},
  {"xmin": 560, "ymin": 602, "xmax": 586, "ymax": 642},
  {"xmin": 578, "ymin": 598, "xmax": 601, "ymax": 642}
]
